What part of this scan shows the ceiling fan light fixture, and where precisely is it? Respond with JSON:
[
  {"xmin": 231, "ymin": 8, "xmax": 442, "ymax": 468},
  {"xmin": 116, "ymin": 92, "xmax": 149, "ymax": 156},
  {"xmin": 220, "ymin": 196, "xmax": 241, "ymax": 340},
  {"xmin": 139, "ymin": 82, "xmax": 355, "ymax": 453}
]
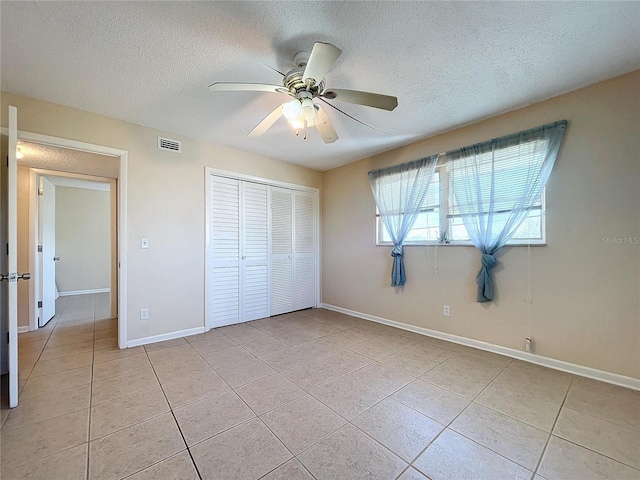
[
  {"xmin": 290, "ymin": 118, "xmax": 305, "ymax": 130},
  {"xmin": 300, "ymin": 98, "xmax": 316, "ymax": 121},
  {"xmin": 282, "ymin": 99, "xmax": 302, "ymax": 121},
  {"xmin": 305, "ymin": 115, "xmax": 319, "ymax": 128}
]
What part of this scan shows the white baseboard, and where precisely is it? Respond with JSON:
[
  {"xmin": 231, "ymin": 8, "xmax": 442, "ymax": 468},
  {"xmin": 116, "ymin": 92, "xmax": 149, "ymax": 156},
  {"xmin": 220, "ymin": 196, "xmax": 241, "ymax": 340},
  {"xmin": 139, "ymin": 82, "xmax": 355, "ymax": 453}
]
[
  {"xmin": 17, "ymin": 326, "xmax": 29, "ymax": 334},
  {"xmin": 321, "ymin": 303, "xmax": 640, "ymax": 391},
  {"xmin": 127, "ymin": 326, "xmax": 205, "ymax": 348},
  {"xmin": 59, "ymin": 288, "xmax": 110, "ymax": 297}
]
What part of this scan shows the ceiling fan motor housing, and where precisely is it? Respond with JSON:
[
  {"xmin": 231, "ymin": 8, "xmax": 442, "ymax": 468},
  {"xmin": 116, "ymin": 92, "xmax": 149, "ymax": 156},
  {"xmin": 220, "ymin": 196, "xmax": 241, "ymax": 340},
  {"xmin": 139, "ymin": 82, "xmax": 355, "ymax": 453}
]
[
  {"xmin": 283, "ymin": 67, "xmax": 325, "ymax": 97},
  {"xmin": 293, "ymin": 51, "xmax": 310, "ymax": 68}
]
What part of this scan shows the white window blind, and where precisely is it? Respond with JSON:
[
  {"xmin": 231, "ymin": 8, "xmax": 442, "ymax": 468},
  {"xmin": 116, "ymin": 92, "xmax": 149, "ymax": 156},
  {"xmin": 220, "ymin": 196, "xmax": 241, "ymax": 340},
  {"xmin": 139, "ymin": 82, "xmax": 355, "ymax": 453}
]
[
  {"xmin": 377, "ymin": 171, "xmax": 440, "ymax": 243},
  {"xmin": 447, "ymin": 139, "xmax": 546, "ymax": 243},
  {"xmin": 376, "ymin": 139, "xmax": 548, "ymax": 245}
]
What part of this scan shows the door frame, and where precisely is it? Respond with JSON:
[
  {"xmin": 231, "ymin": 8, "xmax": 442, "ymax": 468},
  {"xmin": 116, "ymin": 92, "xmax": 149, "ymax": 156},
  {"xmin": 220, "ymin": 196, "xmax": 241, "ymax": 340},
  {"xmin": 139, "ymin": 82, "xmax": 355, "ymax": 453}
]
[
  {"xmin": 29, "ymin": 169, "xmax": 117, "ymax": 329},
  {"xmin": 204, "ymin": 167, "xmax": 321, "ymax": 331},
  {"xmin": 2, "ymin": 128, "xmax": 129, "ymax": 348}
]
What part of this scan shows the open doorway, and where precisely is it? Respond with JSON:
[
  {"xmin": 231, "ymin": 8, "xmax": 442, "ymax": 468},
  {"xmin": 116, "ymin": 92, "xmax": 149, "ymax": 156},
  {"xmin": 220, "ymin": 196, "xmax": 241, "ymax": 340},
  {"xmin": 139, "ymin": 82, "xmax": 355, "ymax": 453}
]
[
  {"xmin": 1, "ymin": 121, "xmax": 128, "ymax": 412},
  {"xmin": 33, "ymin": 172, "xmax": 116, "ymax": 328},
  {"xmin": 17, "ymin": 142, "xmax": 118, "ymax": 336}
]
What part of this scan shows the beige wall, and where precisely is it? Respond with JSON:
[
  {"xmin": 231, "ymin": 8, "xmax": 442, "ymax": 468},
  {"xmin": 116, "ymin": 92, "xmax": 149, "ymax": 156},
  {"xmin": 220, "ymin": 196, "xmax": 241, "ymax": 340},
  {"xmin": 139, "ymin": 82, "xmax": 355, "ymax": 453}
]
[
  {"xmin": 322, "ymin": 71, "xmax": 640, "ymax": 379},
  {"xmin": 55, "ymin": 186, "xmax": 110, "ymax": 293},
  {"xmin": 17, "ymin": 166, "xmax": 30, "ymax": 328},
  {"xmin": 2, "ymin": 92, "xmax": 322, "ymax": 341}
]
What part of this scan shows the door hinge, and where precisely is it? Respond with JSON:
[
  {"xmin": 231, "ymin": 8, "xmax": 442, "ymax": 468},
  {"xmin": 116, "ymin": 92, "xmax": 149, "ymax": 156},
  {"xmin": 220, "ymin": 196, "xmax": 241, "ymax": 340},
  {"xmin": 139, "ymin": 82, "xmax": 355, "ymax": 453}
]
[
  {"xmin": 37, "ymin": 188, "xmax": 43, "ymax": 196},
  {"xmin": 6, "ymin": 332, "xmax": 9, "ymax": 344},
  {"xmin": 37, "ymin": 245, "xmax": 43, "ymax": 253},
  {"xmin": 37, "ymin": 301, "xmax": 43, "ymax": 308}
]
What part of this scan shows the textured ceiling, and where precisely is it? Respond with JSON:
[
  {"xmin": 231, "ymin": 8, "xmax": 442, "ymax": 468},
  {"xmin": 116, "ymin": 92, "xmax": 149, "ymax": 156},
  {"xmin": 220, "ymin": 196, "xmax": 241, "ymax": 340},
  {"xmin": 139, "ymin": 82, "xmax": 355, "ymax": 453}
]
[
  {"xmin": 18, "ymin": 142, "xmax": 119, "ymax": 179},
  {"xmin": 2, "ymin": 2, "xmax": 639, "ymax": 171}
]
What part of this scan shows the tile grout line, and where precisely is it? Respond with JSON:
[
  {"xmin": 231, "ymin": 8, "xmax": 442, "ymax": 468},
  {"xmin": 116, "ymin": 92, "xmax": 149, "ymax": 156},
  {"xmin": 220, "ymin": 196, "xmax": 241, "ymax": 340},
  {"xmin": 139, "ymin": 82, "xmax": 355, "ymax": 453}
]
[
  {"xmin": 531, "ymin": 375, "xmax": 574, "ymax": 477},
  {"xmin": 150, "ymin": 329, "xmax": 293, "ymax": 477},
  {"xmin": 213, "ymin": 315, "xmax": 481, "ymax": 476},
  {"xmin": 398, "ymin": 356, "xmax": 515, "ymax": 475},
  {"xmin": 179, "ymin": 330, "xmax": 302, "ymax": 473},
  {"xmin": 535, "ymin": 376, "xmax": 640, "ymax": 473},
  {"xmin": 185, "ymin": 324, "xmax": 346, "ymax": 478},
  {"xmin": 428, "ymin": 356, "xmax": 547, "ymax": 472},
  {"xmin": 2, "ymin": 297, "xmax": 96, "ymax": 476},
  {"xmin": 13, "ymin": 304, "xmax": 636, "ymax": 479},
  {"xmin": 85, "ymin": 312, "xmax": 96, "ymax": 480},
  {"xmin": 196, "ymin": 326, "xmax": 353, "ymax": 477},
  {"xmin": 144, "ymin": 345, "xmax": 204, "ymax": 480}
]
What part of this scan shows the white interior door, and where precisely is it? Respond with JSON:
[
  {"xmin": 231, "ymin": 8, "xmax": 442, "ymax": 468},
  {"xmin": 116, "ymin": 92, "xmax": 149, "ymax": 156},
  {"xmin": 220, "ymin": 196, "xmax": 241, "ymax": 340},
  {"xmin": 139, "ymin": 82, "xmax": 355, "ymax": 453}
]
[
  {"xmin": 39, "ymin": 176, "xmax": 56, "ymax": 326},
  {"xmin": 294, "ymin": 191, "xmax": 316, "ymax": 310},
  {"xmin": 208, "ymin": 176, "xmax": 241, "ymax": 328},
  {"xmin": 241, "ymin": 182, "xmax": 269, "ymax": 321},
  {"xmin": 270, "ymin": 188, "xmax": 294, "ymax": 315},
  {"xmin": 5, "ymin": 106, "xmax": 20, "ymax": 407}
]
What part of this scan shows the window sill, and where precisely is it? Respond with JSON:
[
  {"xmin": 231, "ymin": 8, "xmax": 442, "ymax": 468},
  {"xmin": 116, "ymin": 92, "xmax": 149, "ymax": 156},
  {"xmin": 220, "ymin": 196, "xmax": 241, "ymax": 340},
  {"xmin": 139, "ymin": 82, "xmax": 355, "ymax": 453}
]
[{"xmin": 376, "ymin": 241, "xmax": 547, "ymax": 247}]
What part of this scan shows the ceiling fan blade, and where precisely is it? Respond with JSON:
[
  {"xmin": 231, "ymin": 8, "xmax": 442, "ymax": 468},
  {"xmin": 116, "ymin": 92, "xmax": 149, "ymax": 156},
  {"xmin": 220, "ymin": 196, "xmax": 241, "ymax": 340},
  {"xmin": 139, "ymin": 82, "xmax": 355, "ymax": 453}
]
[
  {"xmin": 315, "ymin": 105, "xmax": 338, "ymax": 144},
  {"xmin": 263, "ymin": 64, "xmax": 285, "ymax": 77},
  {"xmin": 319, "ymin": 98, "xmax": 392, "ymax": 136},
  {"xmin": 302, "ymin": 42, "xmax": 342, "ymax": 87},
  {"xmin": 209, "ymin": 82, "xmax": 289, "ymax": 95},
  {"xmin": 322, "ymin": 89, "xmax": 398, "ymax": 111},
  {"xmin": 248, "ymin": 105, "xmax": 284, "ymax": 138}
]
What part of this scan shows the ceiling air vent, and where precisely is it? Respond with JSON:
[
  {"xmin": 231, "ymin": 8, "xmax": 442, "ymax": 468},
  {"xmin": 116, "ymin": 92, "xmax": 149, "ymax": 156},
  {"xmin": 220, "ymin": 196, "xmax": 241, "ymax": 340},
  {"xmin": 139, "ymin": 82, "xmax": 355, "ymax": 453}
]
[{"xmin": 157, "ymin": 136, "xmax": 182, "ymax": 153}]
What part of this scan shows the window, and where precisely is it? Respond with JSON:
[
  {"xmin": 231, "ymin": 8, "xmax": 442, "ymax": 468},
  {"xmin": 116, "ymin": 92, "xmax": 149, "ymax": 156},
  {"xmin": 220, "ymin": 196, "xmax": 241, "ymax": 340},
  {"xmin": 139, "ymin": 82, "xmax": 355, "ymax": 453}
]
[
  {"xmin": 376, "ymin": 140, "xmax": 547, "ymax": 246},
  {"xmin": 376, "ymin": 170, "xmax": 441, "ymax": 244}
]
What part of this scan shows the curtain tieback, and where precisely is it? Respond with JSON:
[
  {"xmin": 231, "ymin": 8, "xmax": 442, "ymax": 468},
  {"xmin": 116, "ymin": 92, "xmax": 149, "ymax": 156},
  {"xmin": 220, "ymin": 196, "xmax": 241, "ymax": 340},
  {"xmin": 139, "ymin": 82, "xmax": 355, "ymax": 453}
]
[
  {"xmin": 391, "ymin": 245, "xmax": 403, "ymax": 257},
  {"xmin": 476, "ymin": 253, "xmax": 498, "ymax": 302},
  {"xmin": 481, "ymin": 253, "xmax": 497, "ymax": 269}
]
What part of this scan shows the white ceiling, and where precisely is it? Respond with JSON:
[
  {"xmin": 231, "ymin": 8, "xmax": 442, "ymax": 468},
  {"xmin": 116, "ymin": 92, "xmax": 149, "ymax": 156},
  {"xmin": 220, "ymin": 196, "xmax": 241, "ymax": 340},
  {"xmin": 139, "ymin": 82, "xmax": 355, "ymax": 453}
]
[{"xmin": 2, "ymin": 2, "xmax": 639, "ymax": 171}]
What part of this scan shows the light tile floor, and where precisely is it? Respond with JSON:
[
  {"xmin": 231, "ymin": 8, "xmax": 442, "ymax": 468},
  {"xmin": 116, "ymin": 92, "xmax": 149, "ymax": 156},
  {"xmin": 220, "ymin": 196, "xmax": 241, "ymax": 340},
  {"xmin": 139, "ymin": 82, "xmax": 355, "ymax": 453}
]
[{"xmin": 1, "ymin": 294, "xmax": 639, "ymax": 479}]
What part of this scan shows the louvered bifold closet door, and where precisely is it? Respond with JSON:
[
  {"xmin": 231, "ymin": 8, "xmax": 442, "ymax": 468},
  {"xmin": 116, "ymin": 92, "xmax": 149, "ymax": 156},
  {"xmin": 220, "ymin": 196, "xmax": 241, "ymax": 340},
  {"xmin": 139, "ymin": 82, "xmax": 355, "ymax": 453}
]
[
  {"xmin": 209, "ymin": 176, "xmax": 241, "ymax": 327},
  {"xmin": 294, "ymin": 191, "xmax": 316, "ymax": 310},
  {"xmin": 270, "ymin": 188, "xmax": 294, "ymax": 315},
  {"xmin": 241, "ymin": 182, "xmax": 269, "ymax": 321}
]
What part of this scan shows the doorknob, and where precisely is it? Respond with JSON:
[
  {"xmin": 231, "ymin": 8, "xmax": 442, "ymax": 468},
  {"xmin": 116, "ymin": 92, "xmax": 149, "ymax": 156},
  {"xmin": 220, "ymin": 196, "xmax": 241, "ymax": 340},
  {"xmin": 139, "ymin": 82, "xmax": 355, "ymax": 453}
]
[
  {"xmin": 53, "ymin": 256, "xmax": 60, "ymax": 261},
  {"xmin": 0, "ymin": 272, "xmax": 30, "ymax": 282}
]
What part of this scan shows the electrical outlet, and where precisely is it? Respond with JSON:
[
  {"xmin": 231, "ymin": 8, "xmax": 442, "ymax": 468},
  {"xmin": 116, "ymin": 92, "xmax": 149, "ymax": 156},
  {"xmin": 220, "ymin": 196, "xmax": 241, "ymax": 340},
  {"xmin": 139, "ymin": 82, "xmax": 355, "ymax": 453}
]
[
  {"xmin": 443, "ymin": 305, "xmax": 451, "ymax": 317},
  {"xmin": 140, "ymin": 308, "xmax": 149, "ymax": 320}
]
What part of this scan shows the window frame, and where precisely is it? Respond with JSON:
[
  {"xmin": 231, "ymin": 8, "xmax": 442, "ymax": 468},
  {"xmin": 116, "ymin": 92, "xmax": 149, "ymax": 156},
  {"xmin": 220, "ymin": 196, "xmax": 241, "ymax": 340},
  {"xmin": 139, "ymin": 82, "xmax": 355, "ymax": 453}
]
[{"xmin": 375, "ymin": 161, "xmax": 548, "ymax": 247}]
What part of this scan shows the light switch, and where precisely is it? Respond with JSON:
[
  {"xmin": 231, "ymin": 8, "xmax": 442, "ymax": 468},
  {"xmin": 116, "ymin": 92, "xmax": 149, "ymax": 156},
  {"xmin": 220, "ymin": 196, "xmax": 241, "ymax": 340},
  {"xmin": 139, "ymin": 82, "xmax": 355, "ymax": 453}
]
[{"xmin": 141, "ymin": 237, "xmax": 149, "ymax": 249}]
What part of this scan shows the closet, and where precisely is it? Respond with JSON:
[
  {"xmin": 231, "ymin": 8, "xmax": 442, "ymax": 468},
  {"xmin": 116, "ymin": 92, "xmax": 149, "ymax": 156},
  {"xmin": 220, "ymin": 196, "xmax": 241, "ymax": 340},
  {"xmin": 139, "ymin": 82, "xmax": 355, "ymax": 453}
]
[
  {"xmin": 270, "ymin": 187, "xmax": 316, "ymax": 315},
  {"xmin": 206, "ymin": 172, "xmax": 318, "ymax": 329}
]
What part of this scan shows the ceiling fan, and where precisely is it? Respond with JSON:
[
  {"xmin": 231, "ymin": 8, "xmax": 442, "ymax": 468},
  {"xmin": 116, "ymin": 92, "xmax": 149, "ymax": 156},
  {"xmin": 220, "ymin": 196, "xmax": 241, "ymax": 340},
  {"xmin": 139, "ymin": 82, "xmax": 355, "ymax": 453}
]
[{"xmin": 209, "ymin": 42, "xmax": 398, "ymax": 143}]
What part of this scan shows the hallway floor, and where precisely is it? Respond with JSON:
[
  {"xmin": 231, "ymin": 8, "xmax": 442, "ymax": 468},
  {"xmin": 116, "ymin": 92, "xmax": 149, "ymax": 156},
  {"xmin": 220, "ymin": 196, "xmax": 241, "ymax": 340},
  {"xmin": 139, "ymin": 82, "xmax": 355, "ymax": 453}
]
[{"xmin": 1, "ymin": 295, "xmax": 638, "ymax": 479}]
